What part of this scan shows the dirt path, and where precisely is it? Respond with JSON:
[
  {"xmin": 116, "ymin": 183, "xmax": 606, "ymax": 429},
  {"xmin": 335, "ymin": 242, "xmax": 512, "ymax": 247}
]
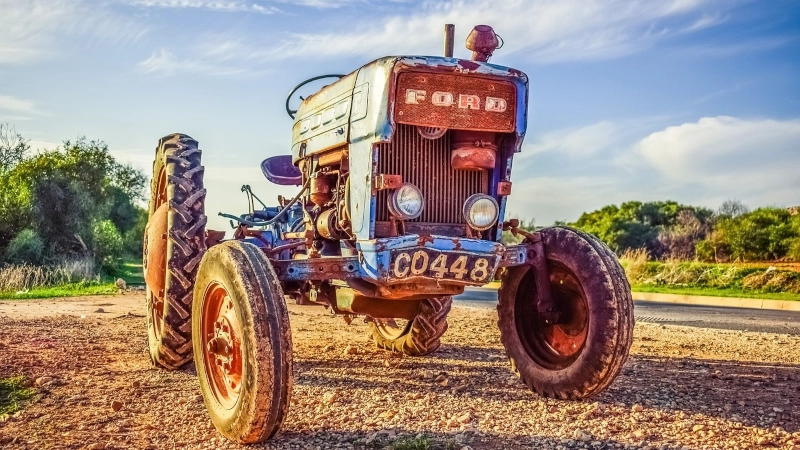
[{"xmin": 1, "ymin": 294, "xmax": 799, "ymax": 450}]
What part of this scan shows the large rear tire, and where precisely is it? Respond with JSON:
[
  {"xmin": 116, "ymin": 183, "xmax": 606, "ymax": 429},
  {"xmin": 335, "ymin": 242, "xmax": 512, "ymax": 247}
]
[
  {"xmin": 144, "ymin": 134, "xmax": 207, "ymax": 369},
  {"xmin": 192, "ymin": 241, "xmax": 293, "ymax": 444},
  {"xmin": 369, "ymin": 296, "xmax": 452, "ymax": 356},
  {"xmin": 497, "ymin": 226, "xmax": 634, "ymax": 399}
]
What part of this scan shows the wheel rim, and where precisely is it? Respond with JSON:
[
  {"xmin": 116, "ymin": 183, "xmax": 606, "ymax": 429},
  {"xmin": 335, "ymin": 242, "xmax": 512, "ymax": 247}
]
[
  {"xmin": 200, "ymin": 282, "xmax": 243, "ymax": 409},
  {"xmin": 146, "ymin": 167, "xmax": 168, "ymax": 342},
  {"xmin": 374, "ymin": 318, "xmax": 411, "ymax": 340},
  {"xmin": 516, "ymin": 262, "xmax": 589, "ymax": 370}
]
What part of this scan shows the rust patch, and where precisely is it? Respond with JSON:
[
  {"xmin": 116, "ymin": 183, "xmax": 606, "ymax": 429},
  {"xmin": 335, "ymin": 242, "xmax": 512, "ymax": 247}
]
[
  {"xmin": 373, "ymin": 174, "xmax": 403, "ymax": 191},
  {"xmin": 205, "ymin": 229, "xmax": 226, "ymax": 248},
  {"xmin": 497, "ymin": 181, "xmax": 512, "ymax": 196},
  {"xmin": 417, "ymin": 235, "xmax": 436, "ymax": 246},
  {"xmin": 457, "ymin": 60, "xmax": 481, "ymax": 71}
]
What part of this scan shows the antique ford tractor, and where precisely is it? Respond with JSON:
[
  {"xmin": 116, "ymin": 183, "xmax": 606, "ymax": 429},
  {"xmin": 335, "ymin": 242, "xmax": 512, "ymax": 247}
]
[{"xmin": 143, "ymin": 25, "xmax": 634, "ymax": 444}]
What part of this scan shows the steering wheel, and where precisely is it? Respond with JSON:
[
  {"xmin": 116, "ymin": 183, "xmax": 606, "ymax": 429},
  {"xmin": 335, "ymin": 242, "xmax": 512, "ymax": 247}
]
[{"xmin": 285, "ymin": 74, "xmax": 346, "ymax": 119}]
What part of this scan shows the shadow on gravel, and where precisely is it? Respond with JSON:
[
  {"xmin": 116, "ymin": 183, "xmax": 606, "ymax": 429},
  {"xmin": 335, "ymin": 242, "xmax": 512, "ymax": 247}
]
[
  {"xmin": 257, "ymin": 429, "xmax": 631, "ymax": 450},
  {"xmin": 294, "ymin": 345, "xmax": 800, "ymax": 435},
  {"xmin": 603, "ymin": 355, "xmax": 800, "ymax": 433}
]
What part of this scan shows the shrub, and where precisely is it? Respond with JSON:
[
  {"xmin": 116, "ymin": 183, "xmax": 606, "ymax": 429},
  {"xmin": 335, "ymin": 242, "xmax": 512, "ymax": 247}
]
[
  {"xmin": 695, "ymin": 240, "xmax": 716, "ymax": 262},
  {"xmin": 5, "ymin": 229, "xmax": 45, "ymax": 265},
  {"xmin": 92, "ymin": 220, "xmax": 123, "ymax": 273},
  {"xmin": 787, "ymin": 238, "xmax": 800, "ymax": 262},
  {"xmin": 742, "ymin": 270, "xmax": 800, "ymax": 293}
]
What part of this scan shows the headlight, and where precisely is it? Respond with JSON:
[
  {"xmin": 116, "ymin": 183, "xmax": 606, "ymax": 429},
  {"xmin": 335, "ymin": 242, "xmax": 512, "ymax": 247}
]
[
  {"xmin": 388, "ymin": 183, "xmax": 424, "ymax": 220},
  {"xmin": 463, "ymin": 194, "xmax": 499, "ymax": 230}
]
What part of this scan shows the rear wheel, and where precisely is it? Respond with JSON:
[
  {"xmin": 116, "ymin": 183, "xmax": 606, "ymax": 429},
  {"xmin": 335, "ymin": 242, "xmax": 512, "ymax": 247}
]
[
  {"xmin": 144, "ymin": 134, "xmax": 207, "ymax": 369},
  {"xmin": 192, "ymin": 241, "xmax": 293, "ymax": 444},
  {"xmin": 497, "ymin": 226, "xmax": 634, "ymax": 399},
  {"xmin": 369, "ymin": 296, "xmax": 452, "ymax": 356}
]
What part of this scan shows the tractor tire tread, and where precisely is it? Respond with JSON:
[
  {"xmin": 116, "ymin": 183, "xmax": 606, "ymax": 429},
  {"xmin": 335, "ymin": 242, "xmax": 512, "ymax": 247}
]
[
  {"xmin": 370, "ymin": 296, "xmax": 452, "ymax": 356},
  {"xmin": 147, "ymin": 133, "xmax": 207, "ymax": 370}
]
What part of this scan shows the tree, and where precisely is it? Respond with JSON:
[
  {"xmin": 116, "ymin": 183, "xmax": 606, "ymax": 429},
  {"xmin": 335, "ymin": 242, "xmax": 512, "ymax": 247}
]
[
  {"xmin": 0, "ymin": 135, "xmax": 147, "ymax": 263},
  {"xmin": 571, "ymin": 201, "xmax": 712, "ymax": 257},
  {"xmin": 658, "ymin": 209, "xmax": 712, "ymax": 259},
  {"xmin": 0, "ymin": 124, "xmax": 29, "ymax": 172},
  {"xmin": 713, "ymin": 208, "xmax": 798, "ymax": 261},
  {"xmin": 717, "ymin": 199, "xmax": 750, "ymax": 219}
]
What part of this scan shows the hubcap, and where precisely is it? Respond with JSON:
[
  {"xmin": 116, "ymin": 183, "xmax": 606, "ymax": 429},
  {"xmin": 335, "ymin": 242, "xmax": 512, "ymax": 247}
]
[
  {"xmin": 201, "ymin": 282, "xmax": 243, "ymax": 409},
  {"xmin": 516, "ymin": 262, "xmax": 589, "ymax": 369}
]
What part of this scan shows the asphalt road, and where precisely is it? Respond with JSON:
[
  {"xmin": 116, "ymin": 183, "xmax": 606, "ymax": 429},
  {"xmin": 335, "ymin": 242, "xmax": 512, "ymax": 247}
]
[{"xmin": 455, "ymin": 287, "xmax": 800, "ymax": 335}]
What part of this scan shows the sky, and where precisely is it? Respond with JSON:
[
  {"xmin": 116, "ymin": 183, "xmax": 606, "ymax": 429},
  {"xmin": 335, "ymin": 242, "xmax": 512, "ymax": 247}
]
[{"xmin": 1, "ymin": 0, "xmax": 799, "ymax": 230}]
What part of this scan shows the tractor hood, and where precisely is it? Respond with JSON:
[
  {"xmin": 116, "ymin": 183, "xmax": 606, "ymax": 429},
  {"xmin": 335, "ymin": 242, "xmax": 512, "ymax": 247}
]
[{"xmin": 291, "ymin": 56, "xmax": 529, "ymax": 164}]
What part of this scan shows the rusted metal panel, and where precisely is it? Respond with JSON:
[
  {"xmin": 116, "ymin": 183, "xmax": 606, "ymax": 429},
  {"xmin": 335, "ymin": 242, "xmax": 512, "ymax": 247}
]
[
  {"xmin": 271, "ymin": 257, "xmax": 363, "ymax": 281},
  {"xmin": 395, "ymin": 72, "xmax": 516, "ymax": 132},
  {"xmin": 498, "ymin": 244, "xmax": 529, "ymax": 267},
  {"xmin": 291, "ymin": 72, "xmax": 358, "ymax": 164},
  {"xmin": 374, "ymin": 221, "xmax": 465, "ymax": 238},
  {"xmin": 334, "ymin": 288, "xmax": 420, "ymax": 319}
]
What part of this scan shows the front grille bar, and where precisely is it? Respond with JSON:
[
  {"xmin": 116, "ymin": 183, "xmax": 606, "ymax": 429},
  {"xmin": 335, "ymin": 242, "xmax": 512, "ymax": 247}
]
[{"xmin": 375, "ymin": 124, "xmax": 488, "ymax": 226}]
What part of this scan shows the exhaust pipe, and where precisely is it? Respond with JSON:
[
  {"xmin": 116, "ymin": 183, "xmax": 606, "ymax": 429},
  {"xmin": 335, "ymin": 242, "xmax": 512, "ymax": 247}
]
[{"xmin": 444, "ymin": 24, "xmax": 455, "ymax": 57}]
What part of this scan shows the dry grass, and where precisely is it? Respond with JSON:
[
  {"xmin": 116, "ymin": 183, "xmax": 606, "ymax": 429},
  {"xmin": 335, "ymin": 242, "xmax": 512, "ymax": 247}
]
[
  {"xmin": 619, "ymin": 248, "xmax": 648, "ymax": 282},
  {"xmin": 0, "ymin": 259, "xmax": 98, "ymax": 292}
]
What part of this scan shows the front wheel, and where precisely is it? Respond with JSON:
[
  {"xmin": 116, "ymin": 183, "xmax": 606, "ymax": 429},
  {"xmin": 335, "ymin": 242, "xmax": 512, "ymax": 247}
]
[
  {"xmin": 192, "ymin": 241, "xmax": 293, "ymax": 444},
  {"xmin": 369, "ymin": 296, "xmax": 452, "ymax": 356},
  {"xmin": 497, "ymin": 226, "xmax": 634, "ymax": 399}
]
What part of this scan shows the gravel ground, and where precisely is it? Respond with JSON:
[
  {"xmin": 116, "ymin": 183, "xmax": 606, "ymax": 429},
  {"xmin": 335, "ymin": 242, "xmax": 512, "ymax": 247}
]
[{"xmin": 0, "ymin": 294, "xmax": 799, "ymax": 450}]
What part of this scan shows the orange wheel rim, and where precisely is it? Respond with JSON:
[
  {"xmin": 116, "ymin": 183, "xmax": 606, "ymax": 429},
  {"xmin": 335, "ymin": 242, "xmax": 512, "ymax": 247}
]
[
  {"xmin": 146, "ymin": 166, "xmax": 169, "ymax": 340},
  {"xmin": 200, "ymin": 282, "xmax": 243, "ymax": 409},
  {"xmin": 515, "ymin": 263, "xmax": 589, "ymax": 369}
]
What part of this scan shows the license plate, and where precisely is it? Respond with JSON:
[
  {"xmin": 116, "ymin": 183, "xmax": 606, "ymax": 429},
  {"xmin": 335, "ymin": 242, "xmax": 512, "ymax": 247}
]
[{"xmin": 389, "ymin": 249, "xmax": 498, "ymax": 283}]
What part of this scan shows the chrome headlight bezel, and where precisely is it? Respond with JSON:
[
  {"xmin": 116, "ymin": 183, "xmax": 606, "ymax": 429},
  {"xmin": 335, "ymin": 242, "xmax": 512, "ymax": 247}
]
[
  {"xmin": 463, "ymin": 194, "xmax": 499, "ymax": 231},
  {"xmin": 388, "ymin": 183, "xmax": 425, "ymax": 220}
]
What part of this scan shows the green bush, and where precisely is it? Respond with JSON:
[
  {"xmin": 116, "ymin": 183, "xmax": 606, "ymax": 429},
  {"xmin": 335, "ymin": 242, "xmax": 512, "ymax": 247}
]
[
  {"xmin": 93, "ymin": 220, "xmax": 123, "ymax": 273},
  {"xmin": 695, "ymin": 240, "xmax": 716, "ymax": 262},
  {"xmin": 787, "ymin": 238, "xmax": 800, "ymax": 262},
  {"xmin": 5, "ymin": 229, "xmax": 45, "ymax": 265}
]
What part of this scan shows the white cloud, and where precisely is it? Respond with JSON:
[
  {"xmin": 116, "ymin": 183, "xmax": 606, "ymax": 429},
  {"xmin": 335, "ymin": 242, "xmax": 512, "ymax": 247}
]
[
  {"xmin": 271, "ymin": 0, "xmax": 360, "ymax": 8},
  {"xmin": 0, "ymin": 95, "xmax": 38, "ymax": 114},
  {"xmin": 127, "ymin": 0, "xmax": 278, "ymax": 14},
  {"xmin": 523, "ymin": 121, "xmax": 621, "ymax": 160},
  {"xmin": 258, "ymin": 0, "xmax": 729, "ymax": 63},
  {"xmin": 0, "ymin": 0, "xmax": 147, "ymax": 65},
  {"xmin": 506, "ymin": 115, "xmax": 800, "ymax": 224},
  {"xmin": 506, "ymin": 176, "xmax": 629, "ymax": 224},
  {"xmin": 136, "ymin": 49, "xmax": 263, "ymax": 77},
  {"xmin": 139, "ymin": 0, "xmax": 737, "ymax": 77},
  {"xmin": 635, "ymin": 116, "xmax": 800, "ymax": 204}
]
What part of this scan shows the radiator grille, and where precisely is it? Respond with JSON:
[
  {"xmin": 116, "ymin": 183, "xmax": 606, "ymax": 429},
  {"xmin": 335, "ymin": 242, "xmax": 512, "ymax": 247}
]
[{"xmin": 375, "ymin": 124, "xmax": 488, "ymax": 225}]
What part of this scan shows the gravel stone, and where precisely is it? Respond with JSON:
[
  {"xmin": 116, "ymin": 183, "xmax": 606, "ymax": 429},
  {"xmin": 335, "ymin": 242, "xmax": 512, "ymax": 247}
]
[{"xmin": 1, "ymin": 294, "xmax": 798, "ymax": 450}]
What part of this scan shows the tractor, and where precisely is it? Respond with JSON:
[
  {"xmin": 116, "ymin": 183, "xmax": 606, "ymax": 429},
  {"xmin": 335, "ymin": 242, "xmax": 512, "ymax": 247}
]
[{"xmin": 142, "ymin": 24, "xmax": 634, "ymax": 444}]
